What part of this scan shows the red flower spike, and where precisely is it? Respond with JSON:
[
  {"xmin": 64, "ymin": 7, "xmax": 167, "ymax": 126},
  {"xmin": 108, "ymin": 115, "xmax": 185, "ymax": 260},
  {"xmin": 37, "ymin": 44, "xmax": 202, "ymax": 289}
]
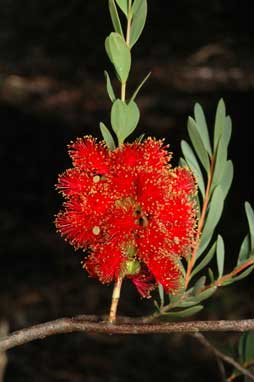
[{"xmin": 55, "ymin": 137, "xmax": 197, "ymax": 297}]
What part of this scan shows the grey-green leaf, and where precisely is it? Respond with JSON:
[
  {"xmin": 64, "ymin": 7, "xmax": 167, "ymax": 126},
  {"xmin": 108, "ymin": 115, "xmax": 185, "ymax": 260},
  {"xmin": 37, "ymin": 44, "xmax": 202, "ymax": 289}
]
[
  {"xmin": 187, "ymin": 117, "xmax": 210, "ymax": 174},
  {"xmin": 164, "ymin": 305, "xmax": 203, "ymax": 319},
  {"xmin": 194, "ymin": 103, "xmax": 212, "ymax": 156},
  {"xmin": 105, "ymin": 32, "xmax": 131, "ymax": 83},
  {"xmin": 129, "ymin": 72, "xmax": 151, "ymax": 102},
  {"xmin": 158, "ymin": 283, "xmax": 164, "ymax": 307},
  {"xmin": 214, "ymin": 98, "xmax": 226, "ymax": 151},
  {"xmin": 239, "ymin": 331, "xmax": 254, "ymax": 367},
  {"xmin": 111, "ymin": 99, "xmax": 140, "ymax": 144},
  {"xmin": 220, "ymin": 160, "xmax": 234, "ymax": 199},
  {"xmin": 196, "ymin": 286, "xmax": 217, "ymax": 302},
  {"xmin": 181, "ymin": 140, "xmax": 205, "ymax": 198},
  {"xmin": 238, "ymin": 235, "xmax": 251, "ymax": 266},
  {"xmin": 99, "ymin": 122, "xmax": 116, "ymax": 150},
  {"xmin": 130, "ymin": 0, "xmax": 147, "ymax": 48},
  {"xmin": 108, "ymin": 0, "xmax": 124, "ymax": 36},
  {"xmin": 216, "ymin": 235, "xmax": 225, "ymax": 278},
  {"xmin": 198, "ymin": 186, "xmax": 224, "ymax": 256},
  {"xmin": 208, "ymin": 268, "xmax": 215, "ymax": 283},
  {"xmin": 193, "ymin": 276, "xmax": 206, "ymax": 296},
  {"xmin": 245, "ymin": 202, "xmax": 254, "ymax": 250},
  {"xmin": 115, "ymin": 0, "xmax": 128, "ymax": 16},
  {"xmin": 223, "ymin": 266, "xmax": 253, "ymax": 285},
  {"xmin": 104, "ymin": 71, "xmax": 116, "ymax": 102},
  {"xmin": 190, "ymin": 241, "xmax": 217, "ymax": 280}
]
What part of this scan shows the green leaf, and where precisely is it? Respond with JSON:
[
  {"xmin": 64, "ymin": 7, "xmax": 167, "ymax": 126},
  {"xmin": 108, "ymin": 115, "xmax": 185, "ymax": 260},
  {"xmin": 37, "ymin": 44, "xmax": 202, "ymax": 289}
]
[
  {"xmin": 196, "ymin": 286, "xmax": 217, "ymax": 302},
  {"xmin": 239, "ymin": 332, "xmax": 254, "ymax": 366},
  {"xmin": 223, "ymin": 266, "xmax": 253, "ymax": 285},
  {"xmin": 177, "ymin": 287, "xmax": 217, "ymax": 308},
  {"xmin": 164, "ymin": 305, "xmax": 203, "ymax": 319},
  {"xmin": 193, "ymin": 276, "xmax": 206, "ymax": 296},
  {"xmin": 108, "ymin": 0, "xmax": 124, "ymax": 37},
  {"xmin": 99, "ymin": 122, "xmax": 116, "ymax": 150},
  {"xmin": 214, "ymin": 99, "xmax": 226, "ymax": 150},
  {"xmin": 187, "ymin": 117, "xmax": 210, "ymax": 174},
  {"xmin": 198, "ymin": 186, "xmax": 224, "ymax": 256},
  {"xmin": 208, "ymin": 268, "xmax": 215, "ymax": 283},
  {"xmin": 190, "ymin": 241, "xmax": 217, "ymax": 280},
  {"xmin": 130, "ymin": 0, "xmax": 147, "ymax": 48},
  {"xmin": 129, "ymin": 72, "xmax": 151, "ymax": 102},
  {"xmin": 158, "ymin": 283, "xmax": 164, "ymax": 307},
  {"xmin": 216, "ymin": 235, "xmax": 225, "ymax": 278},
  {"xmin": 136, "ymin": 133, "xmax": 145, "ymax": 143},
  {"xmin": 115, "ymin": 0, "xmax": 128, "ymax": 16},
  {"xmin": 105, "ymin": 32, "xmax": 131, "ymax": 83},
  {"xmin": 104, "ymin": 71, "xmax": 116, "ymax": 102},
  {"xmin": 212, "ymin": 116, "xmax": 232, "ymax": 189},
  {"xmin": 238, "ymin": 234, "xmax": 251, "ymax": 266},
  {"xmin": 181, "ymin": 140, "xmax": 205, "ymax": 198},
  {"xmin": 220, "ymin": 160, "xmax": 234, "ymax": 199},
  {"xmin": 194, "ymin": 103, "xmax": 212, "ymax": 156},
  {"xmin": 245, "ymin": 202, "xmax": 254, "ymax": 250},
  {"xmin": 111, "ymin": 99, "xmax": 140, "ymax": 143}
]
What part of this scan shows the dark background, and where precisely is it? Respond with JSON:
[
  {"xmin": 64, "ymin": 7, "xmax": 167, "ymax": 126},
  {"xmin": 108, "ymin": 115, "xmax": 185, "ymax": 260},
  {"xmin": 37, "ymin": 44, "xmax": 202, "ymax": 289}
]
[{"xmin": 0, "ymin": 1, "xmax": 254, "ymax": 381}]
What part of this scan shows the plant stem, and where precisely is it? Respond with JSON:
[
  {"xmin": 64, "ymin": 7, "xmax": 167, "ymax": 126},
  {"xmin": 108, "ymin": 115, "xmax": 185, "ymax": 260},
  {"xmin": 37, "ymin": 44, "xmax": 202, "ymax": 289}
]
[
  {"xmin": 215, "ymin": 258, "xmax": 254, "ymax": 286},
  {"xmin": 108, "ymin": 276, "xmax": 123, "ymax": 323},
  {"xmin": 185, "ymin": 155, "xmax": 216, "ymax": 288},
  {"xmin": 194, "ymin": 333, "xmax": 254, "ymax": 382},
  {"xmin": 120, "ymin": 0, "xmax": 132, "ymax": 103},
  {"xmin": 227, "ymin": 356, "xmax": 254, "ymax": 381}
]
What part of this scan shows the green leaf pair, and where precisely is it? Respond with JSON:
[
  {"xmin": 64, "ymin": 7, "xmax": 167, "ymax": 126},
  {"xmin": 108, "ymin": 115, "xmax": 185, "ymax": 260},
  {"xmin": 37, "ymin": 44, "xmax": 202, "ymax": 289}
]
[{"xmin": 108, "ymin": 0, "xmax": 147, "ymax": 48}]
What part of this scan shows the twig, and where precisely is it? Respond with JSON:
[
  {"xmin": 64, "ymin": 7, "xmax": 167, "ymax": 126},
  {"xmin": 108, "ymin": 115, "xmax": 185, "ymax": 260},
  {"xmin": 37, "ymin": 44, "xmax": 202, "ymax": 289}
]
[
  {"xmin": 2, "ymin": 316, "xmax": 254, "ymax": 352},
  {"xmin": 194, "ymin": 332, "xmax": 254, "ymax": 382}
]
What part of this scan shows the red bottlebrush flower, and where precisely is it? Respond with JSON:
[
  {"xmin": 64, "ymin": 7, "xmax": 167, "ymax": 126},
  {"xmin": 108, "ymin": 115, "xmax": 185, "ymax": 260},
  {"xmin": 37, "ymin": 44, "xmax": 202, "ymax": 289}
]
[{"xmin": 55, "ymin": 136, "xmax": 197, "ymax": 296}]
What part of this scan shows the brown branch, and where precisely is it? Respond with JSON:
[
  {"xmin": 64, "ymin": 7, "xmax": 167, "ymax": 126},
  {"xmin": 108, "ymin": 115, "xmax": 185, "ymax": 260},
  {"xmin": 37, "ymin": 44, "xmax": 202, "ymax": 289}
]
[
  {"xmin": 2, "ymin": 316, "xmax": 254, "ymax": 352},
  {"xmin": 194, "ymin": 333, "xmax": 254, "ymax": 382},
  {"xmin": 215, "ymin": 258, "xmax": 254, "ymax": 286}
]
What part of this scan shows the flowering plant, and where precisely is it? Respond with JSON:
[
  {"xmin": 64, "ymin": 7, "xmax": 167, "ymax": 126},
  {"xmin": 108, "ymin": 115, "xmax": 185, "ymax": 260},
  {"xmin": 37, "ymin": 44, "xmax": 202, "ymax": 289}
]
[
  {"xmin": 55, "ymin": 0, "xmax": 254, "ymax": 325},
  {"xmin": 1, "ymin": 2, "xmax": 254, "ymax": 381}
]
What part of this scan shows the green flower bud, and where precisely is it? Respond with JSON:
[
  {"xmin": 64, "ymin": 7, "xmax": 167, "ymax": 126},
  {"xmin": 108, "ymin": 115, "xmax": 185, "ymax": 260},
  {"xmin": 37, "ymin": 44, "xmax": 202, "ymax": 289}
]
[{"xmin": 125, "ymin": 260, "xmax": 141, "ymax": 276}]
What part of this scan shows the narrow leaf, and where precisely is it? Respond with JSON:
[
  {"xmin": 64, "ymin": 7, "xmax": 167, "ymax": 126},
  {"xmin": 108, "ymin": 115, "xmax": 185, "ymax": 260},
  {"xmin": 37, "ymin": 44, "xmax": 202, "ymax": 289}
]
[
  {"xmin": 130, "ymin": 0, "xmax": 147, "ymax": 48},
  {"xmin": 115, "ymin": 0, "xmax": 128, "ymax": 16},
  {"xmin": 238, "ymin": 234, "xmax": 251, "ymax": 266},
  {"xmin": 129, "ymin": 72, "xmax": 151, "ymax": 102},
  {"xmin": 105, "ymin": 32, "xmax": 131, "ymax": 83},
  {"xmin": 198, "ymin": 186, "xmax": 224, "ymax": 256},
  {"xmin": 100, "ymin": 122, "xmax": 116, "ymax": 150},
  {"xmin": 109, "ymin": 0, "xmax": 124, "ymax": 36},
  {"xmin": 223, "ymin": 266, "xmax": 253, "ymax": 285},
  {"xmin": 104, "ymin": 71, "xmax": 116, "ymax": 102},
  {"xmin": 216, "ymin": 235, "xmax": 225, "ymax": 278},
  {"xmin": 196, "ymin": 286, "xmax": 217, "ymax": 302},
  {"xmin": 214, "ymin": 98, "xmax": 226, "ymax": 150},
  {"xmin": 187, "ymin": 117, "xmax": 210, "ymax": 173},
  {"xmin": 208, "ymin": 268, "xmax": 215, "ymax": 283},
  {"xmin": 190, "ymin": 241, "xmax": 217, "ymax": 280},
  {"xmin": 220, "ymin": 160, "xmax": 234, "ymax": 199},
  {"xmin": 193, "ymin": 276, "xmax": 206, "ymax": 296},
  {"xmin": 158, "ymin": 283, "xmax": 164, "ymax": 307},
  {"xmin": 245, "ymin": 202, "xmax": 254, "ymax": 250},
  {"xmin": 164, "ymin": 305, "xmax": 203, "ymax": 319},
  {"xmin": 244, "ymin": 332, "xmax": 254, "ymax": 362},
  {"xmin": 181, "ymin": 140, "xmax": 205, "ymax": 198},
  {"xmin": 194, "ymin": 103, "xmax": 212, "ymax": 156}
]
